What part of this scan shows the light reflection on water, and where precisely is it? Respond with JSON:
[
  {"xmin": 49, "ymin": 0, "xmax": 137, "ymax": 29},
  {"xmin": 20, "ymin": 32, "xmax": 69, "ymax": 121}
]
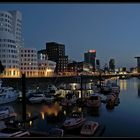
[
  {"xmin": 119, "ymin": 79, "xmax": 127, "ymax": 91},
  {"xmin": 4, "ymin": 77, "xmax": 140, "ymax": 137}
]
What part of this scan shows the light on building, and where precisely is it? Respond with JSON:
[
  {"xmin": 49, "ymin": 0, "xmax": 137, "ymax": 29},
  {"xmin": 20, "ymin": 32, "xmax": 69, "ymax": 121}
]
[{"xmin": 89, "ymin": 50, "xmax": 96, "ymax": 53}]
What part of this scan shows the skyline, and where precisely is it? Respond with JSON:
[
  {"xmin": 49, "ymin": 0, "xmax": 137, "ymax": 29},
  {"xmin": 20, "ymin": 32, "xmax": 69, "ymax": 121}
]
[{"xmin": 1, "ymin": 3, "xmax": 140, "ymax": 69}]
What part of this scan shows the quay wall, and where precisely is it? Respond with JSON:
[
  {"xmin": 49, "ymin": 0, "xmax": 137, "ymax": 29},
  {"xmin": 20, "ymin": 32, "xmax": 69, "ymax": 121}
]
[
  {"xmin": 1, "ymin": 76, "xmax": 97, "ymax": 90},
  {"xmin": 1, "ymin": 74, "xmax": 139, "ymax": 91}
]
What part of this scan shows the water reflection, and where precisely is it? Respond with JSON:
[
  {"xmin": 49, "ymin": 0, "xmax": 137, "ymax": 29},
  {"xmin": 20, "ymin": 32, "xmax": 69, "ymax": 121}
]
[
  {"xmin": 40, "ymin": 112, "xmax": 45, "ymax": 120},
  {"xmin": 137, "ymin": 82, "xmax": 140, "ymax": 97},
  {"xmin": 119, "ymin": 80, "xmax": 127, "ymax": 91},
  {"xmin": 106, "ymin": 104, "xmax": 115, "ymax": 111},
  {"xmin": 41, "ymin": 102, "xmax": 62, "ymax": 117},
  {"xmin": 4, "ymin": 78, "xmax": 140, "ymax": 137},
  {"xmin": 86, "ymin": 108, "xmax": 100, "ymax": 116}
]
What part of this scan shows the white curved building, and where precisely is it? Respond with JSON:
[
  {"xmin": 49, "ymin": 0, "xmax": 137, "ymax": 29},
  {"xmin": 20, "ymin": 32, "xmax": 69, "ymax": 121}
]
[
  {"xmin": 0, "ymin": 10, "xmax": 23, "ymax": 77},
  {"xmin": 0, "ymin": 10, "xmax": 56, "ymax": 78}
]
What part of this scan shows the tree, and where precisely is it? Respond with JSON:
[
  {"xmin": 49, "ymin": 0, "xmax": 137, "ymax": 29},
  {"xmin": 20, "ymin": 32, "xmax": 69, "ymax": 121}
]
[{"xmin": 0, "ymin": 60, "xmax": 4, "ymax": 74}]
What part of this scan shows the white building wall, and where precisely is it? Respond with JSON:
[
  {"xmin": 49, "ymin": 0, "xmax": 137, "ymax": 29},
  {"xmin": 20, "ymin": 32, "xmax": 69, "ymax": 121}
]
[
  {"xmin": 0, "ymin": 11, "xmax": 22, "ymax": 77},
  {"xmin": 20, "ymin": 48, "xmax": 38, "ymax": 77},
  {"xmin": 38, "ymin": 59, "xmax": 56, "ymax": 77}
]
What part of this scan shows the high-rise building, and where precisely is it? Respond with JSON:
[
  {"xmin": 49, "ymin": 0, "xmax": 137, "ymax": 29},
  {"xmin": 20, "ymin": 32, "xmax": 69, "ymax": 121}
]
[
  {"xmin": 84, "ymin": 50, "xmax": 96, "ymax": 71},
  {"xmin": 135, "ymin": 57, "xmax": 140, "ymax": 73},
  {"xmin": 109, "ymin": 58, "xmax": 115, "ymax": 72},
  {"xmin": 46, "ymin": 42, "xmax": 68, "ymax": 73},
  {"xmin": 0, "ymin": 10, "xmax": 23, "ymax": 77},
  {"xmin": 96, "ymin": 59, "xmax": 100, "ymax": 70}
]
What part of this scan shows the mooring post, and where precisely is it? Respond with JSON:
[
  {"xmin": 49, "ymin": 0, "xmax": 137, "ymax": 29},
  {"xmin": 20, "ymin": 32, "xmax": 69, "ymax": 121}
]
[
  {"xmin": 22, "ymin": 73, "xmax": 26, "ymax": 129},
  {"xmin": 80, "ymin": 74, "xmax": 83, "ymax": 100}
]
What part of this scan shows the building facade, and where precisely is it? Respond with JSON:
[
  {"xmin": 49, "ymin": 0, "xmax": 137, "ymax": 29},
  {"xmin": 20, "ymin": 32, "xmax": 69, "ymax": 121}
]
[
  {"xmin": 19, "ymin": 48, "xmax": 38, "ymax": 77},
  {"xmin": 46, "ymin": 42, "xmax": 68, "ymax": 73},
  {"xmin": 67, "ymin": 61, "xmax": 93, "ymax": 75},
  {"xmin": 96, "ymin": 59, "xmax": 100, "ymax": 71},
  {"xmin": 109, "ymin": 58, "xmax": 115, "ymax": 72},
  {"xmin": 0, "ymin": 10, "xmax": 23, "ymax": 77},
  {"xmin": 38, "ymin": 51, "xmax": 56, "ymax": 77},
  {"xmin": 37, "ymin": 49, "xmax": 48, "ymax": 60},
  {"xmin": 84, "ymin": 50, "xmax": 96, "ymax": 71},
  {"xmin": 135, "ymin": 57, "xmax": 140, "ymax": 73}
]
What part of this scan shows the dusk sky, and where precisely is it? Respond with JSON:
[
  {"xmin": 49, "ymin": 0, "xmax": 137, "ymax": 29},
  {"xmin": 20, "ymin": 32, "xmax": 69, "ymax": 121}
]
[{"xmin": 1, "ymin": 3, "xmax": 140, "ymax": 69}]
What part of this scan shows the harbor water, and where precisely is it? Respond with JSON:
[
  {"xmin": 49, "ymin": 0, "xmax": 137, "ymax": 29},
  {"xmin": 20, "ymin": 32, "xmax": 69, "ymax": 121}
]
[{"xmin": 2, "ymin": 77, "xmax": 140, "ymax": 137}]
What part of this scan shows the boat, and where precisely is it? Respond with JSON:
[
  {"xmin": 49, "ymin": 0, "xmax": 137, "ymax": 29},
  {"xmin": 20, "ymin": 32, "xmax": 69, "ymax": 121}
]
[
  {"xmin": 48, "ymin": 128, "xmax": 64, "ymax": 137},
  {"xmin": 0, "ymin": 120, "xmax": 30, "ymax": 137},
  {"xmin": 86, "ymin": 93, "xmax": 101, "ymax": 109},
  {"xmin": 60, "ymin": 92, "xmax": 77, "ymax": 106},
  {"xmin": 0, "ymin": 121, "xmax": 7, "ymax": 131},
  {"xmin": 0, "ymin": 127, "xmax": 30, "ymax": 137},
  {"xmin": 111, "ymin": 83, "xmax": 120, "ymax": 94},
  {"xmin": 0, "ymin": 106, "xmax": 16, "ymax": 121},
  {"xmin": 44, "ymin": 95, "xmax": 55, "ymax": 103},
  {"xmin": 28, "ymin": 92, "xmax": 46, "ymax": 103},
  {"xmin": 0, "ymin": 80, "xmax": 19, "ymax": 104},
  {"xmin": 80, "ymin": 120, "xmax": 99, "ymax": 136},
  {"xmin": 100, "ymin": 85, "xmax": 112, "ymax": 94},
  {"xmin": 92, "ymin": 85, "xmax": 101, "ymax": 93},
  {"xmin": 119, "ymin": 75, "xmax": 130, "ymax": 79},
  {"xmin": 106, "ymin": 93, "xmax": 117, "ymax": 106},
  {"xmin": 44, "ymin": 84, "xmax": 58, "ymax": 95},
  {"xmin": 62, "ymin": 112, "xmax": 86, "ymax": 130}
]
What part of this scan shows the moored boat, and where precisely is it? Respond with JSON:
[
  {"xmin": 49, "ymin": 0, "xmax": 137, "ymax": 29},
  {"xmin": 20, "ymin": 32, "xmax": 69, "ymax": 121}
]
[
  {"xmin": 28, "ymin": 93, "xmax": 46, "ymax": 103},
  {"xmin": 62, "ymin": 112, "xmax": 86, "ymax": 130},
  {"xmin": 86, "ymin": 93, "xmax": 101, "ymax": 109},
  {"xmin": 80, "ymin": 120, "xmax": 99, "ymax": 136},
  {"xmin": 106, "ymin": 93, "xmax": 117, "ymax": 106},
  {"xmin": 0, "ymin": 106, "xmax": 16, "ymax": 121},
  {"xmin": 60, "ymin": 92, "xmax": 77, "ymax": 107},
  {"xmin": 0, "ymin": 80, "xmax": 19, "ymax": 104}
]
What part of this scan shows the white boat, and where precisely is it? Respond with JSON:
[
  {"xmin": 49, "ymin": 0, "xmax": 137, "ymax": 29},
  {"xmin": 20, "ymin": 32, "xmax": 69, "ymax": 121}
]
[
  {"xmin": 44, "ymin": 84, "xmax": 58, "ymax": 95},
  {"xmin": 0, "ymin": 128, "xmax": 30, "ymax": 137},
  {"xmin": 0, "ymin": 120, "xmax": 30, "ymax": 137},
  {"xmin": 0, "ymin": 87, "xmax": 19, "ymax": 102},
  {"xmin": 44, "ymin": 95, "xmax": 54, "ymax": 103},
  {"xmin": 0, "ymin": 106, "xmax": 16, "ymax": 120},
  {"xmin": 86, "ymin": 93, "xmax": 101, "ymax": 108},
  {"xmin": 0, "ymin": 80, "xmax": 19, "ymax": 105},
  {"xmin": 28, "ymin": 93, "xmax": 46, "ymax": 103},
  {"xmin": 80, "ymin": 121, "xmax": 99, "ymax": 136},
  {"xmin": 63, "ymin": 112, "xmax": 86, "ymax": 130}
]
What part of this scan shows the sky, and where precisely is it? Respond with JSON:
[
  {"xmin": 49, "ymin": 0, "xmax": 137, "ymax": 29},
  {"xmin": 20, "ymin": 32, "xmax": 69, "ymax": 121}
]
[{"xmin": 1, "ymin": 3, "xmax": 140, "ymax": 69}]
